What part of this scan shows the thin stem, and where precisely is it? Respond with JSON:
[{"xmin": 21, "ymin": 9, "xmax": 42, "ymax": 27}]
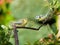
[
  {"xmin": 13, "ymin": 24, "xmax": 19, "ymax": 45},
  {"xmin": 16, "ymin": 24, "xmax": 43, "ymax": 30}
]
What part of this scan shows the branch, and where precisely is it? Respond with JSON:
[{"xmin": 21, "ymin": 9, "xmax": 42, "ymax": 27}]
[
  {"xmin": 13, "ymin": 25, "xmax": 19, "ymax": 45},
  {"xmin": 12, "ymin": 24, "xmax": 43, "ymax": 45},
  {"xmin": 16, "ymin": 24, "xmax": 43, "ymax": 30}
]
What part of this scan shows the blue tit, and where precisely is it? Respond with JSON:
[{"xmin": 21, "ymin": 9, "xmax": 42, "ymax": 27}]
[{"xmin": 35, "ymin": 9, "xmax": 54, "ymax": 23}]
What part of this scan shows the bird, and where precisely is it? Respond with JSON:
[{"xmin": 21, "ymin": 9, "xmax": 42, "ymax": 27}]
[{"xmin": 11, "ymin": 18, "xmax": 28, "ymax": 27}]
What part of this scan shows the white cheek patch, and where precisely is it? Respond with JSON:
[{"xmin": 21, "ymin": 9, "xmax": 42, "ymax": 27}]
[
  {"xmin": 35, "ymin": 16, "xmax": 40, "ymax": 19},
  {"xmin": 35, "ymin": 15, "xmax": 43, "ymax": 20}
]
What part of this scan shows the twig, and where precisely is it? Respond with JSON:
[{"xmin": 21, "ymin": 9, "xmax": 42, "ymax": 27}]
[
  {"xmin": 13, "ymin": 24, "xmax": 19, "ymax": 45},
  {"xmin": 16, "ymin": 24, "xmax": 43, "ymax": 30}
]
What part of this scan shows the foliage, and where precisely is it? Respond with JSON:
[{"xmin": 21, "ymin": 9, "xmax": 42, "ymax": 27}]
[
  {"xmin": 0, "ymin": 25, "xmax": 12, "ymax": 45},
  {"xmin": 0, "ymin": 0, "xmax": 13, "ymax": 45},
  {"xmin": 34, "ymin": 34, "xmax": 60, "ymax": 45},
  {"xmin": 0, "ymin": 0, "xmax": 60, "ymax": 45}
]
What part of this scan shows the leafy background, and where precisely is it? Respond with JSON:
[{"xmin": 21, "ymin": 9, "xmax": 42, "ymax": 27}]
[{"xmin": 9, "ymin": 0, "xmax": 60, "ymax": 45}]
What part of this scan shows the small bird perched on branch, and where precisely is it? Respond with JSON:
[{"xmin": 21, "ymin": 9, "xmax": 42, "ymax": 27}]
[{"xmin": 11, "ymin": 18, "xmax": 28, "ymax": 27}]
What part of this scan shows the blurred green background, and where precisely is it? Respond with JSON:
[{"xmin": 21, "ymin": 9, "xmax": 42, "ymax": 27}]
[{"xmin": 9, "ymin": 0, "xmax": 60, "ymax": 45}]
